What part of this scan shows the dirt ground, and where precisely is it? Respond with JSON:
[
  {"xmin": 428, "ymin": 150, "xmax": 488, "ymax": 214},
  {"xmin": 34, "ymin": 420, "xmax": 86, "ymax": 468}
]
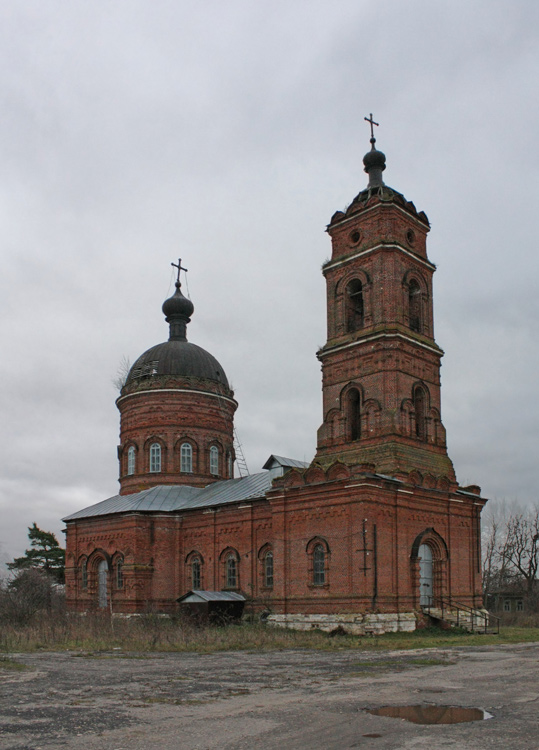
[{"xmin": 0, "ymin": 642, "xmax": 538, "ymax": 750}]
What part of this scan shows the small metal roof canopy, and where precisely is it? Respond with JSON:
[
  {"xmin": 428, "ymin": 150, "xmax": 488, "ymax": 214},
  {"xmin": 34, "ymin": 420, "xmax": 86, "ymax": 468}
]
[
  {"xmin": 177, "ymin": 590, "xmax": 246, "ymax": 625},
  {"xmin": 262, "ymin": 455, "xmax": 310, "ymax": 479}
]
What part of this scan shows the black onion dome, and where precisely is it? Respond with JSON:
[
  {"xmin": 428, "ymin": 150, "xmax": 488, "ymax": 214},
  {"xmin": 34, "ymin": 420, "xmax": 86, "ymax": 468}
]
[
  {"xmin": 363, "ymin": 147, "xmax": 386, "ymax": 172},
  {"xmin": 126, "ymin": 340, "xmax": 230, "ymax": 388},
  {"xmin": 162, "ymin": 282, "xmax": 194, "ymax": 321}
]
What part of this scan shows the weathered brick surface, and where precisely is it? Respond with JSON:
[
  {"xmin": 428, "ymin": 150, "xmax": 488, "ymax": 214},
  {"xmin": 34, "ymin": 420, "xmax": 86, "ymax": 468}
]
[
  {"xmin": 64, "ymin": 175, "xmax": 486, "ymax": 623},
  {"xmin": 117, "ymin": 375, "xmax": 237, "ymax": 493}
]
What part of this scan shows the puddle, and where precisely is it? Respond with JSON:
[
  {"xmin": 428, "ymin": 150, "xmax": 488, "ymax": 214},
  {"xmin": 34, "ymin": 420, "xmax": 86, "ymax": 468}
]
[{"xmin": 368, "ymin": 705, "xmax": 492, "ymax": 725}]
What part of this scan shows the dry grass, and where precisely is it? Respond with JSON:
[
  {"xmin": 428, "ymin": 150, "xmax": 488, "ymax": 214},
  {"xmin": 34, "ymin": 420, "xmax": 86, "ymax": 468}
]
[{"xmin": 0, "ymin": 612, "xmax": 538, "ymax": 655}]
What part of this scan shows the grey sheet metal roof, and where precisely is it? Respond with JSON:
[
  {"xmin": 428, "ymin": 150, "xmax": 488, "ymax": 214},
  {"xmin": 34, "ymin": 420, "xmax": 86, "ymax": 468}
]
[
  {"xmin": 62, "ymin": 470, "xmax": 274, "ymax": 522},
  {"xmin": 177, "ymin": 590, "xmax": 246, "ymax": 603},
  {"xmin": 262, "ymin": 454, "xmax": 310, "ymax": 470}
]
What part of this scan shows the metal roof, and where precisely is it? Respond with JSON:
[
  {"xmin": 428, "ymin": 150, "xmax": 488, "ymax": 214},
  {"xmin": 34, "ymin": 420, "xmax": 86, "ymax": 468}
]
[
  {"xmin": 126, "ymin": 340, "xmax": 230, "ymax": 388},
  {"xmin": 177, "ymin": 590, "xmax": 246, "ymax": 603},
  {"xmin": 62, "ymin": 470, "xmax": 274, "ymax": 522},
  {"xmin": 262, "ymin": 454, "xmax": 310, "ymax": 470}
]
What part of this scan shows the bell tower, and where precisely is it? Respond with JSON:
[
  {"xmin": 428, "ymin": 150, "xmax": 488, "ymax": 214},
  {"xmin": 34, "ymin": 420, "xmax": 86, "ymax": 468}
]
[{"xmin": 315, "ymin": 119, "xmax": 456, "ymax": 484}]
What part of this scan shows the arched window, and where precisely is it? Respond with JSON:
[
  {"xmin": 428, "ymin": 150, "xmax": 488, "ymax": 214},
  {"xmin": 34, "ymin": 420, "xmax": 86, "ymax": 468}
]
[
  {"xmin": 226, "ymin": 554, "xmax": 238, "ymax": 589},
  {"xmin": 191, "ymin": 557, "xmax": 201, "ymax": 589},
  {"xmin": 313, "ymin": 545, "xmax": 325, "ymax": 585},
  {"xmin": 408, "ymin": 279, "xmax": 422, "ymax": 333},
  {"xmin": 116, "ymin": 559, "xmax": 124, "ymax": 589},
  {"xmin": 346, "ymin": 279, "xmax": 364, "ymax": 332},
  {"xmin": 209, "ymin": 446, "xmax": 219, "ymax": 476},
  {"xmin": 150, "ymin": 443, "xmax": 161, "ymax": 473},
  {"xmin": 81, "ymin": 559, "xmax": 88, "ymax": 589},
  {"xmin": 264, "ymin": 550, "xmax": 274, "ymax": 588},
  {"xmin": 413, "ymin": 386, "xmax": 427, "ymax": 440},
  {"xmin": 181, "ymin": 443, "xmax": 193, "ymax": 473},
  {"xmin": 127, "ymin": 446, "xmax": 136, "ymax": 475},
  {"xmin": 347, "ymin": 388, "xmax": 361, "ymax": 441},
  {"xmin": 228, "ymin": 453, "xmax": 233, "ymax": 478},
  {"xmin": 97, "ymin": 559, "xmax": 108, "ymax": 608}
]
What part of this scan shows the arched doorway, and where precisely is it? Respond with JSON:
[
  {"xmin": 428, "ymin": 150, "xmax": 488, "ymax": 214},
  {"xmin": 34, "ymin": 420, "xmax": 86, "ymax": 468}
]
[
  {"xmin": 418, "ymin": 544, "xmax": 433, "ymax": 606},
  {"xmin": 97, "ymin": 559, "xmax": 108, "ymax": 608}
]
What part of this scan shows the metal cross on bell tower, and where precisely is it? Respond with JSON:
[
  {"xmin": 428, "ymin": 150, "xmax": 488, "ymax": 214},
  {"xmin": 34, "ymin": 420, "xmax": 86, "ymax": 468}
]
[
  {"xmin": 171, "ymin": 258, "xmax": 188, "ymax": 286},
  {"xmin": 364, "ymin": 113, "xmax": 379, "ymax": 145}
]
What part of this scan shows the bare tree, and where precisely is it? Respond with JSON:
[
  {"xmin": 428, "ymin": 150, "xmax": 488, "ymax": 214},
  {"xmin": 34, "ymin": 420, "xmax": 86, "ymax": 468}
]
[
  {"xmin": 482, "ymin": 503, "xmax": 539, "ymax": 610},
  {"xmin": 112, "ymin": 355, "xmax": 131, "ymax": 392},
  {"xmin": 500, "ymin": 510, "xmax": 539, "ymax": 598}
]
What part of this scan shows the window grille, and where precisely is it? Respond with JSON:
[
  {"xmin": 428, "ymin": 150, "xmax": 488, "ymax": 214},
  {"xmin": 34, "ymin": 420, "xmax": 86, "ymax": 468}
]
[
  {"xmin": 150, "ymin": 443, "xmax": 161, "ymax": 472},
  {"xmin": 192, "ymin": 557, "xmax": 201, "ymax": 589},
  {"xmin": 313, "ymin": 545, "xmax": 325, "ymax": 585},
  {"xmin": 264, "ymin": 551, "xmax": 274, "ymax": 588},
  {"xmin": 210, "ymin": 446, "xmax": 219, "ymax": 475},
  {"xmin": 226, "ymin": 554, "xmax": 237, "ymax": 588},
  {"xmin": 127, "ymin": 446, "xmax": 136, "ymax": 475},
  {"xmin": 116, "ymin": 560, "xmax": 124, "ymax": 589},
  {"xmin": 181, "ymin": 443, "xmax": 193, "ymax": 473}
]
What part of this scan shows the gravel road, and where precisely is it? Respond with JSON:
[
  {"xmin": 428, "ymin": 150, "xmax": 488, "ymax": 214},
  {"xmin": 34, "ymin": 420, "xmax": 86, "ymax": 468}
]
[{"xmin": 1, "ymin": 643, "xmax": 538, "ymax": 749}]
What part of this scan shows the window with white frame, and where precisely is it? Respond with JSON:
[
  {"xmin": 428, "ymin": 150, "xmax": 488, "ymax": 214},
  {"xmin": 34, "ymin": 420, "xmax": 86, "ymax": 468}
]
[
  {"xmin": 503, "ymin": 599, "xmax": 511, "ymax": 612},
  {"xmin": 192, "ymin": 557, "xmax": 201, "ymax": 589},
  {"xmin": 210, "ymin": 446, "xmax": 219, "ymax": 475},
  {"xmin": 181, "ymin": 442, "xmax": 193, "ymax": 473},
  {"xmin": 116, "ymin": 559, "xmax": 124, "ymax": 589},
  {"xmin": 150, "ymin": 443, "xmax": 161, "ymax": 472},
  {"xmin": 226, "ymin": 554, "xmax": 237, "ymax": 589},
  {"xmin": 264, "ymin": 550, "xmax": 274, "ymax": 588},
  {"xmin": 127, "ymin": 446, "xmax": 136, "ymax": 475},
  {"xmin": 313, "ymin": 544, "xmax": 325, "ymax": 585}
]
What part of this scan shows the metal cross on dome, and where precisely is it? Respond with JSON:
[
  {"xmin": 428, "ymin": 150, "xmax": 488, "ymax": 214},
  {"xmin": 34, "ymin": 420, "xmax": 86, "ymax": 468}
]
[
  {"xmin": 364, "ymin": 113, "xmax": 379, "ymax": 139},
  {"xmin": 171, "ymin": 258, "xmax": 188, "ymax": 285}
]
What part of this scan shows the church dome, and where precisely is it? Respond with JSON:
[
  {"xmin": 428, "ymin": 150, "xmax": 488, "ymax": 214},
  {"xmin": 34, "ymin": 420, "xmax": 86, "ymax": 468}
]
[
  {"xmin": 126, "ymin": 340, "xmax": 230, "ymax": 387},
  {"xmin": 124, "ymin": 265, "xmax": 230, "ymax": 389}
]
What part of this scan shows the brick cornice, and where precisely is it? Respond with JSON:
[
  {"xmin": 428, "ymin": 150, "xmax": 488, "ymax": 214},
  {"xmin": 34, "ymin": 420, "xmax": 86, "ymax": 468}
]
[
  {"xmin": 317, "ymin": 330, "xmax": 444, "ymax": 359},
  {"xmin": 116, "ymin": 388, "xmax": 238, "ymax": 408},
  {"xmin": 322, "ymin": 241, "xmax": 436, "ymax": 275}
]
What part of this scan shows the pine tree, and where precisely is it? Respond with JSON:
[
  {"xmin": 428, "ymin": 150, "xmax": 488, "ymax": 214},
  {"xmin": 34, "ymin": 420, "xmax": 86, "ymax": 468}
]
[{"xmin": 7, "ymin": 523, "xmax": 65, "ymax": 583}]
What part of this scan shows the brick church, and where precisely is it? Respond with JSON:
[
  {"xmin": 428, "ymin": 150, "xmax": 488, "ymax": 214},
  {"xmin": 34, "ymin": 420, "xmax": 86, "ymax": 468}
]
[{"xmin": 64, "ymin": 128, "xmax": 486, "ymax": 632}]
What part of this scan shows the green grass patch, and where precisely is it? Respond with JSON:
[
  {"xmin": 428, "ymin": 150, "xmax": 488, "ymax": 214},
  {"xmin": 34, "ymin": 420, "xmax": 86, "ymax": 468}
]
[
  {"xmin": 0, "ymin": 614, "xmax": 538, "ymax": 655},
  {"xmin": 0, "ymin": 656, "xmax": 28, "ymax": 671}
]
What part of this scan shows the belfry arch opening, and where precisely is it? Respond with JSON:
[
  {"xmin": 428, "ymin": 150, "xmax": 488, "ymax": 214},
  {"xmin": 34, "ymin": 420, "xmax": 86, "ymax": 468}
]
[
  {"xmin": 346, "ymin": 279, "xmax": 364, "ymax": 332},
  {"xmin": 408, "ymin": 279, "xmax": 422, "ymax": 333}
]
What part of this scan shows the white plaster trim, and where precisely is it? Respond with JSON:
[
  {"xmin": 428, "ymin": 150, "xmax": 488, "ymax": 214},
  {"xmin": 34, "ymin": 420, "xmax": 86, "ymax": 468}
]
[
  {"xmin": 345, "ymin": 482, "xmax": 384, "ymax": 489},
  {"xmin": 117, "ymin": 388, "xmax": 238, "ymax": 407},
  {"xmin": 323, "ymin": 241, "xmax": 435, "ymax": 274},
  {"xmin": 318, "ymin": 331, "xmax": 443, "ymax": 358},
  {"xmin": 328, "ymin": 200, "xmax": 429, "ymax": 233}
]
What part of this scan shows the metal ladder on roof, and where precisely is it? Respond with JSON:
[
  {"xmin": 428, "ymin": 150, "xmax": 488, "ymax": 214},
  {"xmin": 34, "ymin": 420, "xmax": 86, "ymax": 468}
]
[
  {"xmin": 233, "ymin": 427, "xmax": 250, "ymax": 478},
  {"xmin": 215, "ymin": 389, "xmax": 250, "ymax": 479}
]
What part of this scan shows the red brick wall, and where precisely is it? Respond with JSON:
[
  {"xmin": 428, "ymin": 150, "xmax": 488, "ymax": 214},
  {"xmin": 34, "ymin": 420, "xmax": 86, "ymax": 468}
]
[
  {"xmin": 65, "ymin": 469, "xmax": 485, "ymax": 614},
  {"xmin": 117, "ymin": 377, "xmax": 237, "ymax": 494}
]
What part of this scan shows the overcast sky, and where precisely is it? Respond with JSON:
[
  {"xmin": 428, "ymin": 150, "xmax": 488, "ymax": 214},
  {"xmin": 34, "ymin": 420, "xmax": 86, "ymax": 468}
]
[{"xmin": 1, "ymin": 1, "xmax": 538, "ymax": 564}]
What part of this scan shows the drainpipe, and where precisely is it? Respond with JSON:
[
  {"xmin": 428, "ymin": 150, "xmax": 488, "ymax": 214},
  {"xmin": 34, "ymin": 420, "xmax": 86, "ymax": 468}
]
[{"xmin": 372, "ymin": 524, "xmax": 378, "ymax": 609}]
